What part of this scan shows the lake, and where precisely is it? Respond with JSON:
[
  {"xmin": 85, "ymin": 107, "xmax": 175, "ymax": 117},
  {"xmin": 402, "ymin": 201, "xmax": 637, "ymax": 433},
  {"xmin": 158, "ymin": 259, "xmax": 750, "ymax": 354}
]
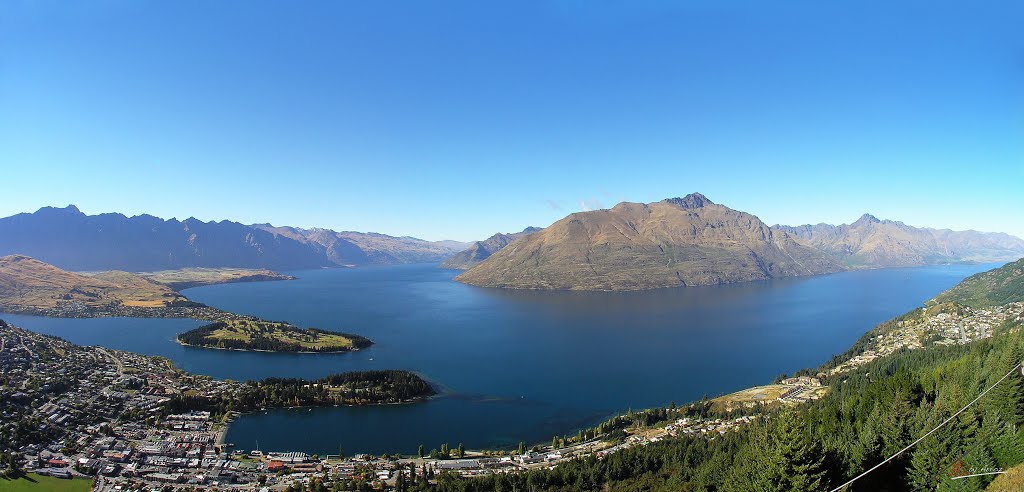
[{"xmin": 0, "ymin": 262, "xmax": 996, "ymax": 455}]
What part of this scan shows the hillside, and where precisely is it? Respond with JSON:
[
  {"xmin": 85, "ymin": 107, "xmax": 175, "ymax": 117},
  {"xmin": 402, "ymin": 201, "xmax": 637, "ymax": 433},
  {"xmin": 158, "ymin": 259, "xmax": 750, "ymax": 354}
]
[
  {"xmin": 456, "ymin": 193, "xmax": 845, "ymax": 291},
  {"xmin": 0, "ymin": 205, "xmax": 466, "ymax": 271},
  {"xmin": 776, "ymin": 214, "xmax": 1024, "ymax": 268},
  {"xmin": 440, "ymin": 227, "xmax": 542, "ymax": 270},
  {"xmin": 932, "ymin": 257, "xmax": 1024, "ymax": 308},
  {"xmin": 0, "ymin": 255, "xmax": 188, "ymax": 309}
]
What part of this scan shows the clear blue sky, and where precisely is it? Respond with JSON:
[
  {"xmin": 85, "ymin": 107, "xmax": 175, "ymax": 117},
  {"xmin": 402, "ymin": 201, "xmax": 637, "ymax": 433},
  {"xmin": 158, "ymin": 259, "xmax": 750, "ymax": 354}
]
[{"xmin": 2, "ymin": 1, "xmax": 1021, "ymax": 241}]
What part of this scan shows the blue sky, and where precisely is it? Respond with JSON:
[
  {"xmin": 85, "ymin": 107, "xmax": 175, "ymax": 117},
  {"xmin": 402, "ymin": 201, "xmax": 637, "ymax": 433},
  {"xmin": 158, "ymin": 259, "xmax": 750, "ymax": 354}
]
[{"xmin": 1, "ymin": 1, "xmax": 1021, "ymax": 241}]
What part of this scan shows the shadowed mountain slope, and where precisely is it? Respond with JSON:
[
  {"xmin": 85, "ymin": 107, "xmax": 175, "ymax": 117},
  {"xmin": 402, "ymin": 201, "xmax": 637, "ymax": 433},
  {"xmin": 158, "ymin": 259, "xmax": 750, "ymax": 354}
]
[
  {"xmin": 440, "ymin": 227, "xmax": 542, "ymax": 270},
  {"xmin": 0, "ymin": 205, "xmax": 466, "ymax": 271}
]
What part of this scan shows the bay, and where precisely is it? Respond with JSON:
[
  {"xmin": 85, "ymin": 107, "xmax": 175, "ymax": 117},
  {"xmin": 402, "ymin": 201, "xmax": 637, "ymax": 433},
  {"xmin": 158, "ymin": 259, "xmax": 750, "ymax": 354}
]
[{"xmin": 1, "ymin": 262, "xmax": 996, "ymax": 455}]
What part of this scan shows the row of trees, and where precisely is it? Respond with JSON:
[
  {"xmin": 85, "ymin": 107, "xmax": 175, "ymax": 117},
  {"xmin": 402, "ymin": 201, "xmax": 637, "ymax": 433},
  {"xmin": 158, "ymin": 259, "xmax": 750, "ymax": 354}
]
[{"xmin": 417, "ymin": 443, "xmax": 466, "ymax": 459}]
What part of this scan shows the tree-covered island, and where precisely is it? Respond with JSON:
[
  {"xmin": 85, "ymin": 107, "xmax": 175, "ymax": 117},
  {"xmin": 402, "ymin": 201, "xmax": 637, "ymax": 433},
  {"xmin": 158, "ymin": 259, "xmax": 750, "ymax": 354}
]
[
  {"xmin": 176, "ymin": 319, "xmax": 372, "ymax": 353},
  {"xmin": 165, "ymin": 370, "xmax": 436, "ymax": 415}
]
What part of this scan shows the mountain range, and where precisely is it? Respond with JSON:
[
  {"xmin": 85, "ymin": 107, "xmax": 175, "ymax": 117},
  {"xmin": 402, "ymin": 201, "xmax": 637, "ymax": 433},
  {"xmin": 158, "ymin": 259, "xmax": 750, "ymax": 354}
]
[
  {"xmin": 440, "ymin": 227, "xmax": 543, "ymax": 270},
  {"xmin": 775, "ymin": 214, "xmax": 1024, "ymax": 268},
  {"xmin": 3, "ymin": 198, "xmax": 1021, "ymax": 291},
  {"xmin": 0, "ymin": 205, "xmax": 468, "ymax": 272},
  {"xmin": 454, "ymin": 193, "xmax": 1024, "ymax": 291},
  {"xmin": 455, "ymin": 193, "xmax": 846, "ymax": 290}
]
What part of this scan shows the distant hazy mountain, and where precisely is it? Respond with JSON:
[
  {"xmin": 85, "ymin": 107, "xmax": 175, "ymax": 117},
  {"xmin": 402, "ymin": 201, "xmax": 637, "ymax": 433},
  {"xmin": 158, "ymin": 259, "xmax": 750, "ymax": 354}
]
[
  {"xmin": 775, "ymin": 214, "xmax": 1024, "ymax": 268},
  {"xmin": 250, "ymin": 225, "xmax": 469, "ymax": 266},
  {"xmin": 456, "ymin": 193, "xmax": 845, "ymax": 291},
  {"xmin": 440, "ymin": 227, "xmax": 543, "ymax": 270},
  {"xmin": 0, "ymin": 205, "xmax": 467, "ymax": 272}
]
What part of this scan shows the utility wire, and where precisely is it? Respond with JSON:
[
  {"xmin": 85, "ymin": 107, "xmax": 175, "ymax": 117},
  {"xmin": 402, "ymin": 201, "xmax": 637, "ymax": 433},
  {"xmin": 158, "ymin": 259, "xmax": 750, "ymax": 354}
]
[{"xmin": 829, "ymin": 362, "xmax": 1022, "ymax": 492}]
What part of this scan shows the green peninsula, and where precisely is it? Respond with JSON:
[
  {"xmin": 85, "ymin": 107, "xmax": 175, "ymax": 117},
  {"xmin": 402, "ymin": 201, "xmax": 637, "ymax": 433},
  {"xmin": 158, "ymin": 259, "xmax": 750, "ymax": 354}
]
[{"xmin": 176, "ymin": 319, "xmax": 372, "ymax": 353}]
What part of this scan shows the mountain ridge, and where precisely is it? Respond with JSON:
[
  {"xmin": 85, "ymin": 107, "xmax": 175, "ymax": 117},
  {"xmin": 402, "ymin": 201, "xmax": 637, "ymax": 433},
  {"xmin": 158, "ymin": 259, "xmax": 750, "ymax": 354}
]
[
  {"xmin": 440, "ymin": 226, "xmax": 543, "ymax": 270},
  {"xmin": 456, "ymin": 193, "xmax": 1024, "ymax": 291},
  {"xmin": 775, "ymin": 213, "xmax": 1024, "ymax": 268},
  {"xmin": 455, "ymin": 193, "xmax": 846, "ymax": 291},
  {"xmin": 0, "ymin": 206, "xmax": 468, "ymax": 272}
]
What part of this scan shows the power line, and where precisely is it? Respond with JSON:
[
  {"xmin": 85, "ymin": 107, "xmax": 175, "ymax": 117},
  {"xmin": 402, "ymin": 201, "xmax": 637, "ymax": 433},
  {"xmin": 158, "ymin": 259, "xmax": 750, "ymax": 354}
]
[{"xmin": 829, "ymin": 362, "xmax": 1022, "ymax": 492}]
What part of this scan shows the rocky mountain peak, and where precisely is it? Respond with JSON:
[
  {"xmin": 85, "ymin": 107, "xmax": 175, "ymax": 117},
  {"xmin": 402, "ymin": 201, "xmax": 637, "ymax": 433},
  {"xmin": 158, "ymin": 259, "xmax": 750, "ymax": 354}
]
[
  {"xmin": 854, "ymin": 213, "xmax": 881, "ymax": 225},
  {"xmin": 663, "ymin": 193, "xmax": 713, "ymax": 210}
]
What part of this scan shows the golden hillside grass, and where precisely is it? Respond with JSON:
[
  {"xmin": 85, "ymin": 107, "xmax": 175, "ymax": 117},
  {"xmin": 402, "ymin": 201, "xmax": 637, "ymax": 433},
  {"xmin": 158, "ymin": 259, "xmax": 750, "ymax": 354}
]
[{"xmin": 0, "ymin": 255, "xmax": 186, "ymax": 308}]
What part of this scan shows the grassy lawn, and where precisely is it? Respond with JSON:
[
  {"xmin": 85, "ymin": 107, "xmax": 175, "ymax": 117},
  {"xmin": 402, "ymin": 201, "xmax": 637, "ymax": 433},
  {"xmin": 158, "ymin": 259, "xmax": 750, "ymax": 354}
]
[
  {"xmin": 711, "ymin": 384, "xmax": 789, "ymax": 412},
  {"xmin": 0, "ymin": 473, "xmax": 93, "ymax": 492},
  {"xmin": 711, "ymin": 384, "xmax": 830, "ymax": 412}
]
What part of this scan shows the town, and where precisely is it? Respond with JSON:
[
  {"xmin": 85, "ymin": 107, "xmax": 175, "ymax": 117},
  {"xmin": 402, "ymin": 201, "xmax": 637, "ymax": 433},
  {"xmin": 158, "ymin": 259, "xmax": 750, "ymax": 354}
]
[{"xmin": 826, "ymin": 301, "xmax": 1024, "ymax": 376}]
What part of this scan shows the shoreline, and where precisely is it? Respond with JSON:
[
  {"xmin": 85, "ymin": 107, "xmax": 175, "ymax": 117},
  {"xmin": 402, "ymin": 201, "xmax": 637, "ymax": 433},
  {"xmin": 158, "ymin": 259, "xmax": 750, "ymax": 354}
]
[
  {"xmin": 0, "ymin": 304, "xmax": 242, "ymax": 322},
  {"xmin": 175, "ymin": 338, "xmax": 363, "ymax": 354}
]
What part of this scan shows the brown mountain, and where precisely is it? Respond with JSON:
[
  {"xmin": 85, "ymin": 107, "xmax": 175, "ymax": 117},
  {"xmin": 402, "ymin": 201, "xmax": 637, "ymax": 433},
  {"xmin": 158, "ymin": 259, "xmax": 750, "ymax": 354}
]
[
  {"xmin": 775, "ymin": 214, "xmax": 1024, "ymax": 268},
  {"xmin": 455, "ymin": 193, "xmax": 845, "ymax": 291},
  {"xmin": 0, "ymin": 255, "xmax": 188, "ymax": 310},
  {"xmin": 440, "ymin": 227, "xmax": 543, "ymax": 270}
]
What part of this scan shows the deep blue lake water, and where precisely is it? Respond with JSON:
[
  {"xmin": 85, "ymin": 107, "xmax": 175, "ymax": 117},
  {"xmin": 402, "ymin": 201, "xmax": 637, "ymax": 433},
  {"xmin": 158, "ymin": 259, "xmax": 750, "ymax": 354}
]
[{"xmin": 0, "ymin": 262, "xmax": 997, "ymax": 455}]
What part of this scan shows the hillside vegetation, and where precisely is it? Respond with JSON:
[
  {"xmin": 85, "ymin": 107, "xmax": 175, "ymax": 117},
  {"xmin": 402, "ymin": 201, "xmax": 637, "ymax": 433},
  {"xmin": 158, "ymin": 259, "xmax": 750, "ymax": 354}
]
[{"xmin": 933, "ymin": 257, "xmax": 1024, "ymax": 309}]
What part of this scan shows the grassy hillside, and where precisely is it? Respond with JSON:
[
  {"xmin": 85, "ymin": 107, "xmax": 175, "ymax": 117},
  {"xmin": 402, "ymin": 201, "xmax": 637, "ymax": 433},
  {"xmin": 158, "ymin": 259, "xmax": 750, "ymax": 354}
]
[
  {"xmin": 0, "ymin": 255, "xmax": 189, "ymax": 309},
  {"xmin": 933, "ymin": 257, "xmax": 1024, "ymax": 308}
]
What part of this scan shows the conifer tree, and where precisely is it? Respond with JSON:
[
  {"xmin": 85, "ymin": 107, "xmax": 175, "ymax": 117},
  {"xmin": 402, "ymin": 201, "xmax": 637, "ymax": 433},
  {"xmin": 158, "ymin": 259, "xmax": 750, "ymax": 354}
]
[{"xmin": 758, "ymin": 412, "xmax": 828, "ymax": 492}]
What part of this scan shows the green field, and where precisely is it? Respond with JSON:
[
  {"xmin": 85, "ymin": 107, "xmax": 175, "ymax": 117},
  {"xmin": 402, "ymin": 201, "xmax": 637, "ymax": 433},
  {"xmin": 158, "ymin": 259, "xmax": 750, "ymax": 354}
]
[{"xmin": 0, "ymin": 474, "xmax": 93, "ymax": 492}]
